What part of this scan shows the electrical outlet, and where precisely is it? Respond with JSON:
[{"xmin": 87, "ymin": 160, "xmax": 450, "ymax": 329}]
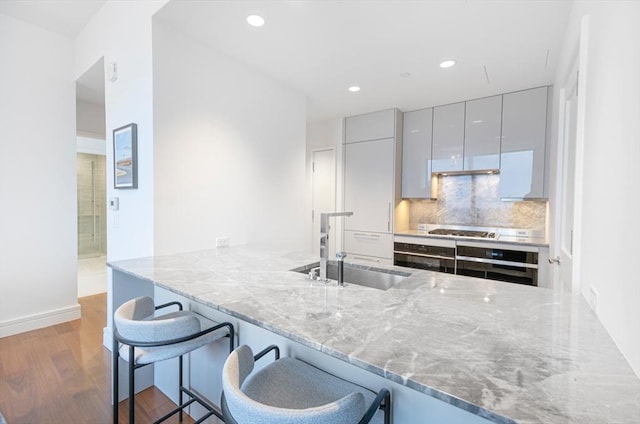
[
  {"xmin": 216, "ymin": 236, "xmax": 230, "ymax": 248},
  {"xmin": 417, "ymin": 223, "xmax": 428, "ymax": 231},
  {"xmin": 588, "ymin": 286, "xmax": 598, "ymax": 313}
]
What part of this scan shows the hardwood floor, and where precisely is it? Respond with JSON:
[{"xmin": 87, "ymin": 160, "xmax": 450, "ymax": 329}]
[{"xmin": 0, "ymin": 294, "xmax": 195, "ymax": 423}]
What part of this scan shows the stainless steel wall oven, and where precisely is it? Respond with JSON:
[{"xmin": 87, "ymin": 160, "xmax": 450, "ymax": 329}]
[
  {"xmin": 393, "ymin": 238, "xmax": 455, "ymax": 274},
  {"xmin": 393, "ymin": 237, "xmax": 540, "ymax": 286},
  {"xmin": 456, "ymin": 243, "xmax": 538, "ymax": 286}
]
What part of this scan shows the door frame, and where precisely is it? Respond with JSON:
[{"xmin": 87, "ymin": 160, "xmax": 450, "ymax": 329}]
[{"xmin": 551, "ymin": 16, "xmax": 589, "ymax": 293}]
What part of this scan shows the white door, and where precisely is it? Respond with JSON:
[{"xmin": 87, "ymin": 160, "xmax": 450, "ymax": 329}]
[
  {"xmin": 558, "ymin": 81, "xmax": 579, "ymax": 292},
  {"xmin": 311, "ymin": 149, "xmax": 336, "ymax": 256}
]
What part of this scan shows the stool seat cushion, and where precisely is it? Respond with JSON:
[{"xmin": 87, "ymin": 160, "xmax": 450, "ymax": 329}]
[
  {"xmin": 222, "ymin": 345, "xmax": 377, "ymax": 424},
  {"xmin": 243, "ymin": 357, "xmax": 377, "ymax": 409}
]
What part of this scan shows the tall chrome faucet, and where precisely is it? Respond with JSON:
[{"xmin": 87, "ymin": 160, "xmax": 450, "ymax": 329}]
[{"xmin": 319, "ymin": 212, "xmax": 354, "ymax": 281}]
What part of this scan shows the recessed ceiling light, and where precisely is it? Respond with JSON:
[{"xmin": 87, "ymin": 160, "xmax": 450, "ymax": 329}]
[
  {"xmin": 400, "ymin": 72, "xmax": 411, "ymax": 78},
  {"xmin": 440, "ymin": 60, "xmax": 456, "ymax": 69},
  {"xmin": 348, "ymin": 86, "xmax": 360, "ymax": 92},
  {"xmin": 247, "ymin": 14, "xmax": 265, "ymax": 27}
]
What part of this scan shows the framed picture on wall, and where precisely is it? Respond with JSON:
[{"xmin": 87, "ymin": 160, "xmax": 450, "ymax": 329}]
[{"xmin": 113, "ymin": 123, "xmax": 138, "ymax": 189}]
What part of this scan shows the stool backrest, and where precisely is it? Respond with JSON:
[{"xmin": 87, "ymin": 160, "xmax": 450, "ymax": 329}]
[
  {"xmin": 114, "ymin": 296, "xmax": 200, "ymax": 343},
  {"xmin": 222, "ymin": 345, "xmax": 364, "ymax": 424}
]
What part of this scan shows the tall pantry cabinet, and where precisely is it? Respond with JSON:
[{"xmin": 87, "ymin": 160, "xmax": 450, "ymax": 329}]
[{"xmin": 343, "ymin": 109, "xmax": 402, "ymax": 265}]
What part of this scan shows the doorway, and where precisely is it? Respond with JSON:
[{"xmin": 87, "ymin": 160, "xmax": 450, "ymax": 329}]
[
  {"xmin": 552, "ymin": 17, "xmax": 588, "ymax": 295},
  {"xmin": 311, "ymin": 148, "xmax": 336, "ymax": 256},
  {"xmin": 76, "ymin": 58, "xmax": 107, "ymax": 297}
]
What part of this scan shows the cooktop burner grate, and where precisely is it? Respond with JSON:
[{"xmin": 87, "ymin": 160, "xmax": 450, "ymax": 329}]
[{"xmin": 428, "ymin": 229, "xmax": 497, "ymax": 239}]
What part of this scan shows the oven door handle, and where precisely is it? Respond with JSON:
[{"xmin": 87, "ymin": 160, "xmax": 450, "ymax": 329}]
[
  {"xmin": 456, "ymin": 255, "xmax": 538, "ymax": 269},
  {"xmin": 394, "ymin": 251, "xmax": 454, "ymax": 261}
]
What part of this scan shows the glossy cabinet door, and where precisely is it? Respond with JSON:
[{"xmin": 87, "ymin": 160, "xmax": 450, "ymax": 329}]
[
  {"xmin": 345, "ymin": 109, "xmax": 396, "ymax": 144},
  {"xmin": 432, "ymin": 102, "xmax": 465, "ymax": 172},
  {"xmin": 499, "ymin": 87, "xmax": 548, "ymax": 198},
  {"xmin": 402, "ymin": 108, "xmax": 433, "ymax": 198},
  {"xmin": 464, "ymin": 95, "xmax": 502, "ymax": 171},
  {"xmin": 344, "ymin": 138, "xmax": 394, "ymax": 233}
]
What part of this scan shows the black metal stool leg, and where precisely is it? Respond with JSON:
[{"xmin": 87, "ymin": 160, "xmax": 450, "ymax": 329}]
[
  {"xmin": 129, "ymin": 345, "xmax": 135, "ymax": 424},
  {"xmin": 179, "ymin": 355, "xmax": 184, "ymax": 422},
  {"xmin": 383, "ymin": 390, "xmax": 391, "ymax": 424},
  {"xmin": 113, "ymin": 338, "xmax": 119, "ymax": 424}
]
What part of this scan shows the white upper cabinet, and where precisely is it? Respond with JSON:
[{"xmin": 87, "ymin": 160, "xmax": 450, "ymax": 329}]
[
  {"xmin": 499, "ymin": 87, "xmax": 548, "ymax": 198},
  {"xmin": 432, "ymin": 102, "xmax": 465, "ymax": 173},
  {"xmin": 345, "ymin": 109, "xmax": 396, "ymax": 143},
  {"xmin": 464, "ymin": 95, "xmax": 502, "ymax": 171},
  {"xmin": 402, "ymin": 108, "xmax": 433, "ymax": 198}
]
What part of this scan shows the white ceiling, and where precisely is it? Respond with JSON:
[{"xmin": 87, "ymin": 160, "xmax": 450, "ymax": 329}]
[
  {"xmin": 155, "ymin": 0, "xmax": 573, "ymax": 123},
  {"xmin": 0, "ymin": 0, "xmax": 574, "ymax": 123},
  {"xmin": 0, "ymin": 0, "xmax": 106, "ymax": 38}
]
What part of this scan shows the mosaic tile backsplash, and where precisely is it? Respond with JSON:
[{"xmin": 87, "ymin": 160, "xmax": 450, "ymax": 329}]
[{"xmin": 408, "ymin": 174, "xmax": 547, "ymax": 230}]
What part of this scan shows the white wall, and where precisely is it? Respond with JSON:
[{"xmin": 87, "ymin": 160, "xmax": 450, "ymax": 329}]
[
  {"xmin": 76, "ymin": 99, "xmax": 106, "ymax": 139},
  {"xmin": 75, "ymin": 0, "xmax": 168, "ymax": 345},
  {"xmin": 152, "ymin": 21, "xmax": 308, "ymax": 255},
  {"xmin": 551, "ymin": 0, "xmax": 640, "ymax": 376},
  {"xmin": 0, "ymin": 14, "xmax": 79, "ymax": 336},
  {"xmin": 75, "ymin": 0, "xmax": 168, "ymax": 262}
]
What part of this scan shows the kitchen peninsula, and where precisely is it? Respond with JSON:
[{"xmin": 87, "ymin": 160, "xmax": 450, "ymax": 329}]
[{"xmin": 108, "ymin": 245, "xmax": 640, "ymax": 424}]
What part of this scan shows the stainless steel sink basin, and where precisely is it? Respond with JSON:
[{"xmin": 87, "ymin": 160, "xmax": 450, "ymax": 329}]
[{"xmin": 291, "ymin": 261, "xmax": 411, "ymax": 291}]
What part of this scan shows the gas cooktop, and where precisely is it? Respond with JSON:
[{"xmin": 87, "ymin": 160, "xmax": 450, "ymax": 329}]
[{"xmin": 428, "ymin": 228, "xmax": 497, "ymax": 239}]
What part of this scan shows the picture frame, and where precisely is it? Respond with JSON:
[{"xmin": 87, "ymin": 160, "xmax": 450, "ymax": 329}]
[{"xmin": 113, "ymin": 123, "xmax": 138, "ymax": 189}]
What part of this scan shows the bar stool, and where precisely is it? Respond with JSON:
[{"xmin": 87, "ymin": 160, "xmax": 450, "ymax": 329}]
[
  {"xmin": 221, "ymin": 344, "xmax": 391, "ymax": 424},
  {"xmin": 113, "ymin": 296, "xmax": 234, "ymax": 424}
]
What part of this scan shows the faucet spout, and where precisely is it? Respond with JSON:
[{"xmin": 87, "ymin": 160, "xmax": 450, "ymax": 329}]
[{"xmin": 319, "ymin": 212, "xmax": 354, "ymax": 282}]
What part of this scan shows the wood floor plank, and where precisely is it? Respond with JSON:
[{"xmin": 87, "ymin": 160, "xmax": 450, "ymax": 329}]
[{"xmin": 0, "ymin": 294, "xmax": 200, "ymax": 423}]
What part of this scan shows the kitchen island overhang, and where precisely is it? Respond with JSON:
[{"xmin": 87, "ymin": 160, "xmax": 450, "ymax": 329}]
[{"xmin": 107, "ymin": 245, "xmax": 640, "ymax": 424}]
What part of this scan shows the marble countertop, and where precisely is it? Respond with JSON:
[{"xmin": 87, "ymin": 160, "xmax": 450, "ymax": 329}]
[
  {"xmin": 109, "ymin": 245, "xmax": 639, "ymax": 424},
  {"xmin": 396, "ymin": 230, "xmax": 549, "ymax": 247}
]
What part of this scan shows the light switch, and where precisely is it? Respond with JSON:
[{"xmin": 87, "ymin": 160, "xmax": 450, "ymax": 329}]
[{"xmin": 109, "ymin": 197, "xmax": 119, "ymax": 211}]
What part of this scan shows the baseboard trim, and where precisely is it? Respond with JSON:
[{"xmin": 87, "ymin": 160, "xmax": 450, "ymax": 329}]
[
  {"xmin": 103, "ymin": 326, "xmax": 113, "ymax": 351},
  {"xmin": 0, "ymin": 304, "xmax": 82, "ymax": 338}
]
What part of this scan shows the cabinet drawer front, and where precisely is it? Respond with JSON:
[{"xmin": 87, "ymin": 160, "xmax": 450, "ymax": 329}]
[
  {"xmin": 348, "ymin": 255, "xmax": 393, "ymax": 266},
  {"xmin": 345, "ymin": 109, "xmax": 396, "ymax": 143},
  {"xmin": 344, "ymin": 231, "xmax": 393, "ymax": 259}
]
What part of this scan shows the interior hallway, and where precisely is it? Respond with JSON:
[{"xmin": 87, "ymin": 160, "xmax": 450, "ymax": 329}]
[{"xmin": 78, "ymin": 256, "xmax": 107, "ymax": 298}]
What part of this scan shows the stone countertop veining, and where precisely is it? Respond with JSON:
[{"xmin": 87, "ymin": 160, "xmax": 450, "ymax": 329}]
[{"xmin": 108, "ymin": 245, "xmax": 639, "ymax": 424}]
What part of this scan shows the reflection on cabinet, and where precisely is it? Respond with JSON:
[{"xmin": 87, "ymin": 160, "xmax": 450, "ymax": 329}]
[
  {"xmin": 499, "ymin": 87, "xmax": 548, "ymax": 198},
  {"xmin": 344, "ymin": 109, "xmax": 402, "ymax": 262},
  {"xmin": 464, "ymin": 95, "xmax": 502, "ymax": 171},
  {"xmin": 432, "ymin": 102, "xmax": 465, "ymax": 173},
  {"xmin": 402, "ymin": 108, "xmax": 433, "ymax": 198},
  {"xmin": 345, "ymin": 109, "xmax": 396, "ymax": 144}
]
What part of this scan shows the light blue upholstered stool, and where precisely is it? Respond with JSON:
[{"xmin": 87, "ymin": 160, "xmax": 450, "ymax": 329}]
[
  {"xmin": 221, "ymin": 345, "xmax": 391, "ymax": 424},
  {"xmin": 0, "ymin": 412, "xmax": 6, "ymax": 424},
  {"xmin": 113, "ymin": 296, "xmax": 235, "ymax": 424}
]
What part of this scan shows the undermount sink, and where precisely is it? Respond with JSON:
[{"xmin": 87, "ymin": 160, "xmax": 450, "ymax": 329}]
[{"xmin": 291, "ymin": 261, "xmax": 411, "ymax": 291}]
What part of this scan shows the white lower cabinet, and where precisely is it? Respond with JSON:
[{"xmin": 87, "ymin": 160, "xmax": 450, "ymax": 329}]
[{"xmin": 344, "ymin": 230, "xmax": 393, "ymax": 263}]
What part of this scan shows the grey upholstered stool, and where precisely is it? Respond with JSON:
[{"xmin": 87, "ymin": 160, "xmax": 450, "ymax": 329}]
[
  {"xmin": 113, "ymin": 296, "xmax": 235, "ymax": 424},
  {"xmin": 221, "ymin": 344, "xmax": 391, "ymax": 424},
  {"xmin": 0, "ymin": 411, "xmax": 6, "ymax": 424}
]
